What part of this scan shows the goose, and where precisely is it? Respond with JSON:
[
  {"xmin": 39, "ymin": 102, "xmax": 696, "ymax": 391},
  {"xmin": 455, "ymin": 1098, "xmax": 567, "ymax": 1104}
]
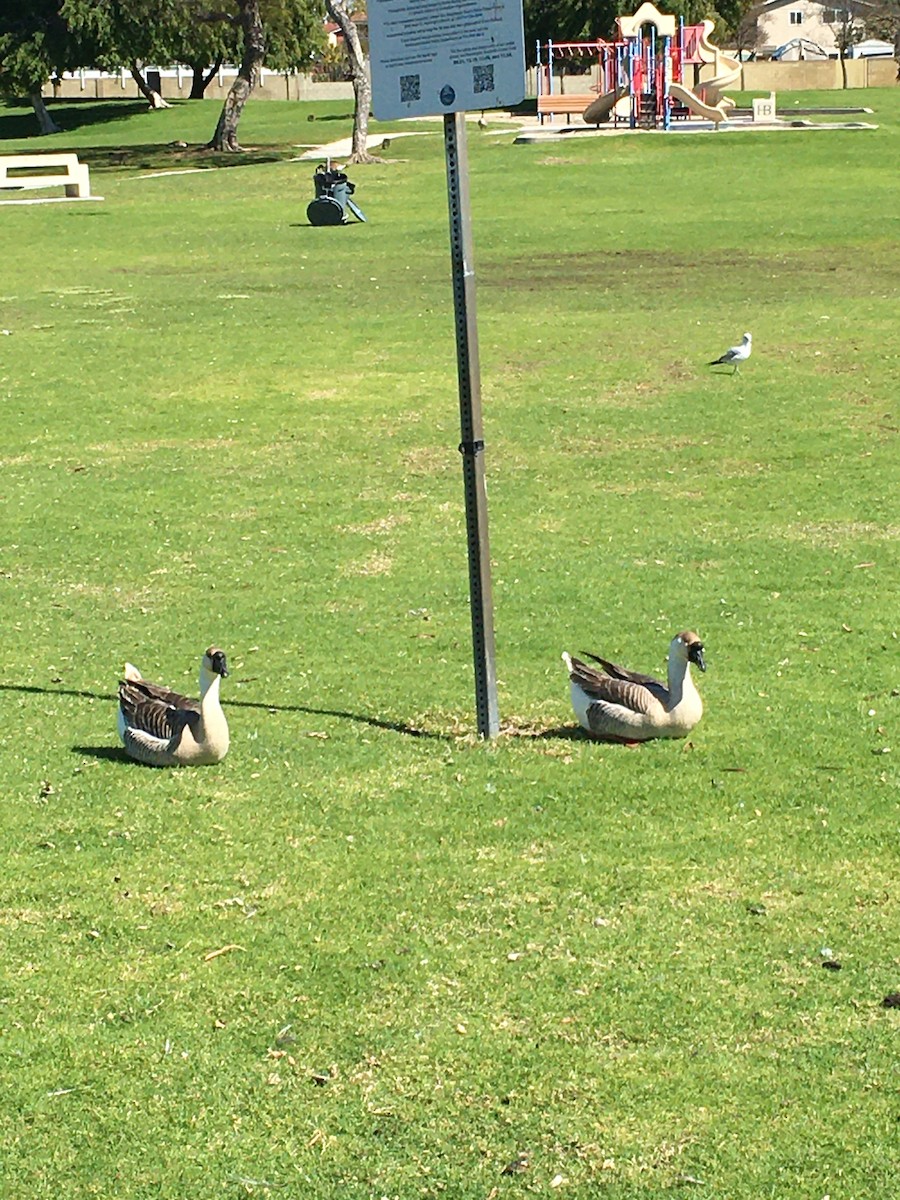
[
  {"xmin": 117, "ymin": 646, "xmax": 230, "ymax": 766},
  {"xmin": 562, "ymin": 631, "xmax": 706, "ymax": 743},
  {"xmin": 709, "ymin": 332, "xmax": 751, "ymax": 375}
]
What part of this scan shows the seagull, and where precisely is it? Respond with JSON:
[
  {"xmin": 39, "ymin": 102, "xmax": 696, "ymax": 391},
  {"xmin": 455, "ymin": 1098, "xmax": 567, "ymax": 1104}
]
[{"xmin": 709, "ymin": 332, "xmax": 752, "ymax": 374}]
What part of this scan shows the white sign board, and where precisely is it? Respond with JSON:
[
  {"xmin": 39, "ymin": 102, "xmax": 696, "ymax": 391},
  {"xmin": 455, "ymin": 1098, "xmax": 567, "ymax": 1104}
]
[{"xmin": 368, "ymin": 0, "xmax": 526, "ymax": 121}]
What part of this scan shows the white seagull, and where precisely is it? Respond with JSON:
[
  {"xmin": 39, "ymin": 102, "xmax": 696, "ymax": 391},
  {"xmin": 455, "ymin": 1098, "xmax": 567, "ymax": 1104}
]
[{"xmin": 709, "ymin": 332, "xmax": 752, "ymax": 374}]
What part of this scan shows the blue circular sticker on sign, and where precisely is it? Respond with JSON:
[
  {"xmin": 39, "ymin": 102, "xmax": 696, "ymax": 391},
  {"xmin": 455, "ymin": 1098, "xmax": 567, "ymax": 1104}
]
[{"xmin": 439, "ymin": 85, "xmax": 456, "ymax": 106}]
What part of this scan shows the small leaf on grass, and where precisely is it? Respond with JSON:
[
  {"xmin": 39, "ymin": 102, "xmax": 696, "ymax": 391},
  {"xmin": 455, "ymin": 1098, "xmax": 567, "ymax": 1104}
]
[{"xmin": 202, "ymin": 944, "xmax": 245, "ymax": 961}]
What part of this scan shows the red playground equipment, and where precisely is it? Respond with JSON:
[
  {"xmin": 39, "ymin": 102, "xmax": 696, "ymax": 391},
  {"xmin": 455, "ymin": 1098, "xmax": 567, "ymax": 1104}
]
[{"xmin": 536, "ymin": 2, "xmax": 741, "ymax": 130}]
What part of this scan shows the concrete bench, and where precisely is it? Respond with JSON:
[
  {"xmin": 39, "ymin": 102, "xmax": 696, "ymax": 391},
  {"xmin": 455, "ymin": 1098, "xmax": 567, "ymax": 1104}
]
[{"xmin": 0, "ymin": 153, "xmax": 93, "ymax": 202}]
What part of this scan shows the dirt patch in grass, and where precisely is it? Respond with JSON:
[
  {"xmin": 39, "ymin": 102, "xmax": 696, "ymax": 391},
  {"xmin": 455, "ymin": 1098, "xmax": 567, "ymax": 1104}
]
[
  {"xmin": 340, "ymin": 513, "xmax": 410, "ymax": 536},
  {"xmin": 401, "ymin": 446, "xmax": 453, "ymax": 476},
  {"xmin": 341, "ymin": 551, "xmax": 393, "ymax": 576},
  {"xmin": 782, "ymin": 520, "xmax": 899, "ymax": 547},
  {"xmin": 481, "ymin": 246, "xmax": 900, "ymax": 297}
]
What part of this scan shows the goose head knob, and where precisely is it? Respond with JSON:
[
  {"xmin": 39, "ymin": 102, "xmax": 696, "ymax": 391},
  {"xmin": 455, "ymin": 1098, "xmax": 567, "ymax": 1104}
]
[
  {"xmin": 202, "ymin": 646, "xmax": 229, "ymax": 679},
  {"xmin": 672, "ymin": 630, "xmax": 706, "ymax": 673}
]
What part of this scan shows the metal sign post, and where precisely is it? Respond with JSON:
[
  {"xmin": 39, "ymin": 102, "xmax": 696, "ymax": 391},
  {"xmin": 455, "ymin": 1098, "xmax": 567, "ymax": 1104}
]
[
  {"xmin": 367, "ymin": 0, "xmax": 525, "ymax": 737},
  {"xmin": 443, "ymin": 112, "xmax": 499, "ymax": 738}
]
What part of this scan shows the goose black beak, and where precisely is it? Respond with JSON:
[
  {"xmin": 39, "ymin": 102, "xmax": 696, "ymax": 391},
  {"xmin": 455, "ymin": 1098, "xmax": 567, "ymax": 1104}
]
[
  {"xmin": 690, "ymin": 644, "xmax": 706, "ymax": 672},
  {"xmin": 210, "ymin": 650, "xmax": 229, "ymax": 677}
]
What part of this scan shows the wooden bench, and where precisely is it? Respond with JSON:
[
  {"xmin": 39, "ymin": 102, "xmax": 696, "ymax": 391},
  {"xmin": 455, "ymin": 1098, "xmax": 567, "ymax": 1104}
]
[
  {"xmin": 536, "ymin": 93, "xmax": 594, "ymax": 124},
  {"xmin": 0, "ymin": 153, "xmax": 93, "ymax": 202}
]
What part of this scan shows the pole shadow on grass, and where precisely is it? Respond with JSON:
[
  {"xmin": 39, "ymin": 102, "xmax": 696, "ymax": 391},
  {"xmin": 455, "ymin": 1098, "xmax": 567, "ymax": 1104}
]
[
  {"xmin": 511, "ymin": 724, "xmax": 591, "ymax": 741},
  {"xmin": 0, "ymin": 683, "xmax": 447, "ymax": 743}
]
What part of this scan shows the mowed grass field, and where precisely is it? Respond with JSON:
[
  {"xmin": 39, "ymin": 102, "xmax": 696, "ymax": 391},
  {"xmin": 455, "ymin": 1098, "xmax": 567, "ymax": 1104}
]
[{"xmin": 1, "ymin": 91, "xmax": 898, "ymax": 1197}]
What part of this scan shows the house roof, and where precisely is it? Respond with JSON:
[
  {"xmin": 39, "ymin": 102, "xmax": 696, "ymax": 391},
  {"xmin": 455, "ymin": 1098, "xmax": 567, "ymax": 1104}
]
[{"xmin": 761, "ymin": 0, "xmax": 875, "ymax": 10}]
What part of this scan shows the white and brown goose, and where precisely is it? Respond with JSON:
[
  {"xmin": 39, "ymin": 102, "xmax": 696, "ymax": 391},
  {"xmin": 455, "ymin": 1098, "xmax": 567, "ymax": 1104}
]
[
  {"xmin": 117, "ymin": 646, "xmax": 230, "ymax": 766},
  {"xmin": 563, "ymin": 631, "xmax": 706, "ymax": 743}
]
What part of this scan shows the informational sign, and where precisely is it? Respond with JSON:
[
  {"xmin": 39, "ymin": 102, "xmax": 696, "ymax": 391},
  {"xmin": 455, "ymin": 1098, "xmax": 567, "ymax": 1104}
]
[{"xmin": 368, "ymin": 0, "xmax": 526, "ymax": 121}]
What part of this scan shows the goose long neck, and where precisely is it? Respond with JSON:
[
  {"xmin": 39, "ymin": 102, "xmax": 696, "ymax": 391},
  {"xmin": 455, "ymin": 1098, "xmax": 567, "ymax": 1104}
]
[
  {"xmin": 199, "ymin": 669, "xmax": 221, "ymax": 708},
  {"xmin": 666, "ymin": 652, "xmax": 691, "ymax": 708}
]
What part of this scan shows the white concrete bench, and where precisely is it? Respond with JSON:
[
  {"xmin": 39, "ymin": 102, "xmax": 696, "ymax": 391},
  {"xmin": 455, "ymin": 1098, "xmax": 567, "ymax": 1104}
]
[{"xmin": 0, "ymin": 153, "xmax": 95, "ymax": 202}]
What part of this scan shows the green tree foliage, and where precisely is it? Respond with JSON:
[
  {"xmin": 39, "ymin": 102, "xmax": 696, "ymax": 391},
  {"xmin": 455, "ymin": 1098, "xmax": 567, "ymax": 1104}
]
[
  {"xmin": 0, "ymin": 0, "xmax": 95, "ymax": 130},
  {"xmin": 0, "ymin": 0, "xmax": 87, "ymax": 93},
  {"xmin": 60, "ymin": 0, "xmax": 181, "ymax": 72},
  {"xmin": 524, "ymin": 0, "xmax": 618, "ymax": 55},
  {"xmin": 524, "ymin": 0, "xmax": 756, "ymax": 57},
  {"xmin": 262, "ymin": 0, "xmax": 325, "ymax": 71}
]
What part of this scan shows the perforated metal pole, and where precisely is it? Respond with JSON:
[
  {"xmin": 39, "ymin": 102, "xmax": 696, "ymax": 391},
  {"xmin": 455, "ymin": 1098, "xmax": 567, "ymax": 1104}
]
[{"xmin": 443, "ymin": 112, "xmax": 499, "ymax": 739}]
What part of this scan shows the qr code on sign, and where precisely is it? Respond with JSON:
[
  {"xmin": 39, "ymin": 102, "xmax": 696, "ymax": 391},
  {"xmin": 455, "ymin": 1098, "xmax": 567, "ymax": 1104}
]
[
  {"xmin": 473, "ymin": 64, "xmax": 494, "ymax": 94},
  {"xmin": 400, "ymin": 74, "xmax": 420, "ymax": 103}
]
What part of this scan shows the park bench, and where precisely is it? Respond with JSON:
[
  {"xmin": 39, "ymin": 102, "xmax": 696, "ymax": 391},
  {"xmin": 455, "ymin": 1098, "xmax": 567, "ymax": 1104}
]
[
  {"xmin": 0, "ymin": 153, "xmax": 94, "ymax": 202},
  {"xmin": 536, "ymin": 93, "xmax": 594, "ymax": 123}
]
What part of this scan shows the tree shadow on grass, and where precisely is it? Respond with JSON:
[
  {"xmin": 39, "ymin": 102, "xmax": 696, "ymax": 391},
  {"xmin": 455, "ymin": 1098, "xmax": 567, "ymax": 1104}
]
[
  {"xmin": 0, "ymin": 683, "xmax": 447, "ymax": 743},
  {"xmin": 77, "ymin": 143, "xmax": 291, "ymax": 172},
  {"xmin": 0, "ymin": 100, "xmax": 150, "ymax": 141},
  {"xmin": 3, "ymin": 682, "xmax": 595, "ymax": 745}
]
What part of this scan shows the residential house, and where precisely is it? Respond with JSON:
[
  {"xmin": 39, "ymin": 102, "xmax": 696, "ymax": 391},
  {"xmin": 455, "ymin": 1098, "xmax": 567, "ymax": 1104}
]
[{"xmin": 756, "ymin": 0, "xmax": 876, "ymax": 57}]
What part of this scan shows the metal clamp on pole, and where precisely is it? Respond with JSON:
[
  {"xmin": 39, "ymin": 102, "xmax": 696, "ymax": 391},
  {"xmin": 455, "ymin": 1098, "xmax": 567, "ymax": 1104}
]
[{"xmin": 458, "ymin": 440, "xmax": 485, "ymax": 456}]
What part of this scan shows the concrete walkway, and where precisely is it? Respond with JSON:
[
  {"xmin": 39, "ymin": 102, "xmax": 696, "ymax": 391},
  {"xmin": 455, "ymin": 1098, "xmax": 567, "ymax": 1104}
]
[{"xmin": 295, "ymin": 112, "xmax": 531, "ymax": 161}]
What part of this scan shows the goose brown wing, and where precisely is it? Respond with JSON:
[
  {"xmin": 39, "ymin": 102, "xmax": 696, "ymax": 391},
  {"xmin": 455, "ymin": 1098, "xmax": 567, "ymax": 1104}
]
[
  {"xmin": 577, "ymin": 673, "xmax": 660, "ymax": 716},
  {"xmin": 119, "ymin": 679, "xmax": 199, "ymax": 741},
  {"xmin": 126, "ymin": 678, "xmax": 201, "ymax": 712},
  {"xmin": 579, "ymin": 650, "xmax": 669, "ymax": 704}
]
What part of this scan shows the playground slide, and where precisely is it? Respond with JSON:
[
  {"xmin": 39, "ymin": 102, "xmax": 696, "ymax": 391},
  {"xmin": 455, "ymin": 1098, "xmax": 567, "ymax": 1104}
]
[
  {"xmin": 582, "ymin": 86, "xmax": 627, "ymax": 125},
  {"xmin": 699, "ymin": 60, "xmax": 740, "ymax": 111},
  {"xmin": 695, "ymin": 19, "xmax": 741, "ymax": 108},
  {"xmin": 666, "ymin": 81, "xmax": 730, "ymax": 125}
]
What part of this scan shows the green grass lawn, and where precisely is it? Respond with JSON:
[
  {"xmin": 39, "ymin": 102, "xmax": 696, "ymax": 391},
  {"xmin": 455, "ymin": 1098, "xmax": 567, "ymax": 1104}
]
[{"xmin": 1, "ymin": 91, "xmax": 898, "ymax": 1197}]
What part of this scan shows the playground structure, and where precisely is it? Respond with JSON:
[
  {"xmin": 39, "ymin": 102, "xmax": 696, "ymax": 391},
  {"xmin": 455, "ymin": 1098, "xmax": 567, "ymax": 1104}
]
[{"xmin": 536, "ymin": 2, "xmax": 742, "ymax": 130}]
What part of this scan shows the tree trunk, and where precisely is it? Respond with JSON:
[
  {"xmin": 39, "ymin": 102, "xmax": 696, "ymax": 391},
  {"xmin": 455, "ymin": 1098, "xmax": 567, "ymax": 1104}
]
[
  {"xmin": 130, "ymin": 60, "xmax": 171, "ymax": 109},
  {"xmin": 207, "ymin": 0, "xmax": 265, "ymax": 151},
  {"xmin": 839, "ymin": 49, "xmax": 848, "ymax": 88},
  {"xmin": 189, "ymin": 57, "xmax": 223, "ymax": 100},
  {"xmin": 325, "ymin": 0, "xmax": 377, "ymax": 164},
  {"xmin": 30, "ymin": 92, "xmax": 60, "ymax": 135}
]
